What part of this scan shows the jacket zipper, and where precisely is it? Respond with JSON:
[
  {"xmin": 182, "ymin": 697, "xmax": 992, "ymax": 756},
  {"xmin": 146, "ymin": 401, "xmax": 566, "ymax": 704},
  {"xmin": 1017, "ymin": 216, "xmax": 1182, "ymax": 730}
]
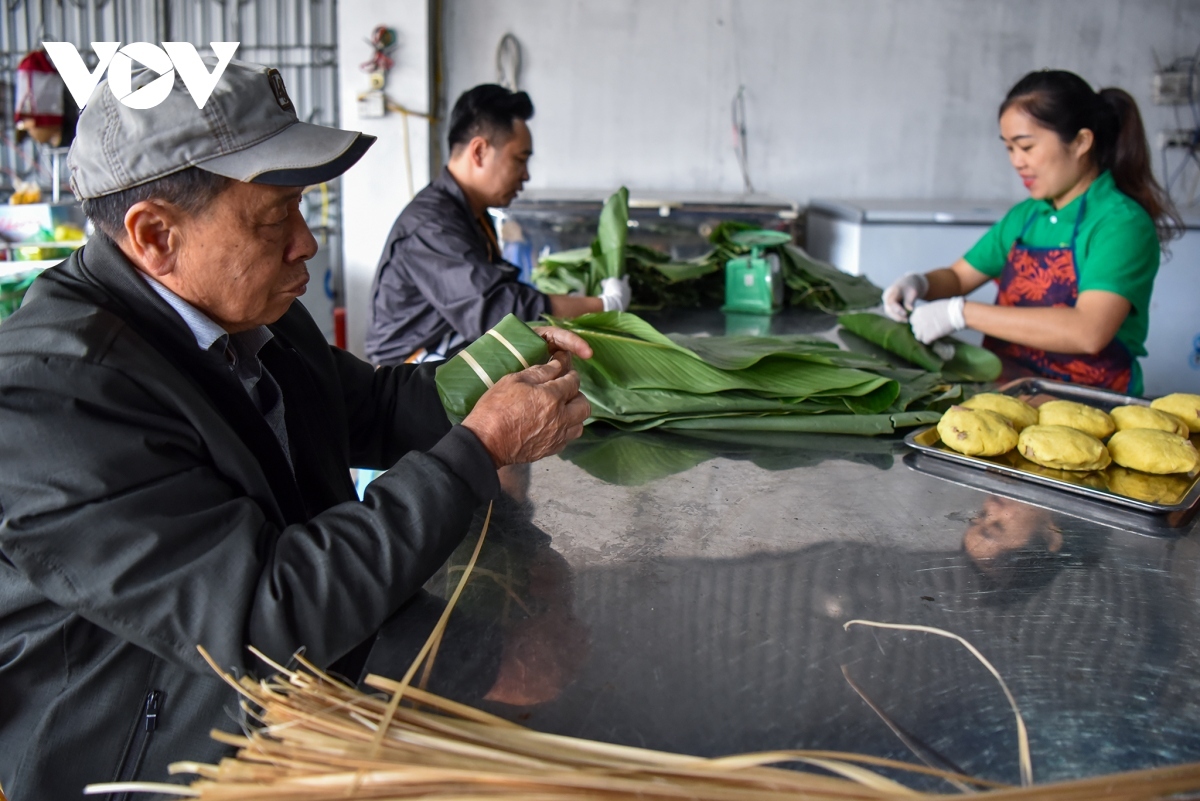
[{"xmin": 110, "ymin": 690, "xmax": 163, "ymax": 801}]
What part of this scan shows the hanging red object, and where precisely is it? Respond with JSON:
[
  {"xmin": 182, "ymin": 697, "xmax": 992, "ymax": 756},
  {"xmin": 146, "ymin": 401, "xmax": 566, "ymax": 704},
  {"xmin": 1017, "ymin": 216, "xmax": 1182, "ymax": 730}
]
[
  {"xmin": 15, "ymin": 49, "xmax": 65, "ymax": 144},
  {"xmin": 16, "ymin": 50, "xmax": 64, "ymax": 127}
]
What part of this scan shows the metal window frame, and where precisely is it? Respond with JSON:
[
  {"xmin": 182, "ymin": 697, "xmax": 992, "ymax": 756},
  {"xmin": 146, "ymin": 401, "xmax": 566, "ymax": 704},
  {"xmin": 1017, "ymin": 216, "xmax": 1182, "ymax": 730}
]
[{"xmin": 0, "ymin": 0, "xmax": 344, "ymax": 303}]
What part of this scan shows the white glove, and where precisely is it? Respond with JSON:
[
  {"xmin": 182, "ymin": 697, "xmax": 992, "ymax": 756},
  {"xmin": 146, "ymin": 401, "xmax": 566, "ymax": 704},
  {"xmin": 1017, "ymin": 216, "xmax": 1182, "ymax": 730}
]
[
  {"xmin": 883, "ymin": 272, "xmax": 930, "ymax": 322},
  {"xmin": 598, "ymin": 276, "xmax": 631, "ymax": 312},
  {"xmin": 910, "ymin": 296, "xmax": 966, "ymax": 344}
]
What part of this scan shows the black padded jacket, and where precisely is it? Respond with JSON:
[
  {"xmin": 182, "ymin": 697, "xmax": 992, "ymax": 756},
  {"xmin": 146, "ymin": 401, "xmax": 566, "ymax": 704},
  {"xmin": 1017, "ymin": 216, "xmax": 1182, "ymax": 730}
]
[
  {"xmin": 0, "ymin": 234, "xmax": 498, "ymax": 799},
  {"xmin": 366, "ymin": 167, "xmax": 548, "ymax": 365}
]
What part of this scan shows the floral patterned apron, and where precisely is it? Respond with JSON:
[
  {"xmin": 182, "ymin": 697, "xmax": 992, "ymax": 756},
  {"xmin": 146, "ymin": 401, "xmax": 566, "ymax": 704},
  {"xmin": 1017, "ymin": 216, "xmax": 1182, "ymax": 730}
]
[{"xmin": 982, "ymin": 195, "xmax": 1134, "ymax": 392}]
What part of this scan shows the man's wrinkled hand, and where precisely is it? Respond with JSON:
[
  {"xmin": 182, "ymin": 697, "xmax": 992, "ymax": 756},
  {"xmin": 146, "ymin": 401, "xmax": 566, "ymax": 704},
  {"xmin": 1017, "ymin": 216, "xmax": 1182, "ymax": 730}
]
[
  {"xmin": 531, "ymin": 326, "xmax": 593, "ymax": 363},
  {"xmin": 462, "ymin": 356, "xmax": 591, "ymax": 467}
]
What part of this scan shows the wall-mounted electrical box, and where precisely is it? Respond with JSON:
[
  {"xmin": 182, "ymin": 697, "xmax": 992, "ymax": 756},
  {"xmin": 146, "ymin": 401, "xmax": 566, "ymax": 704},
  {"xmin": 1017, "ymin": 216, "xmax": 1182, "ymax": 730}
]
[
  {"xmin": 1160, "ymin": 129, "xmax": 1199, "ymax": 149},
  {"xmin": 357, "ymin": 90, "xmax": 385, "ymax": 119},
  {"xmin": 1154, "ymin": 68, "xmax": 1197, "ymax": 106}
]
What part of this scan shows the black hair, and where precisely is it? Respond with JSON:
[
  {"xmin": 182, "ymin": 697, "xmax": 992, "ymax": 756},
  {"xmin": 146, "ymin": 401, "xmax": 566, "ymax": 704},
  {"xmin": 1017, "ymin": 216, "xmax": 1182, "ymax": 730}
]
[
  {"xmin": 447, "ymin": 84, "xmax": 534, "ymax": 152},
  {"xmin": 1000, "ymin": 69, "xmax": 1181, "ymax": 246},
  {"xmin": 81, "ymin": 167, "xmax": 232, "ymax": 240}
]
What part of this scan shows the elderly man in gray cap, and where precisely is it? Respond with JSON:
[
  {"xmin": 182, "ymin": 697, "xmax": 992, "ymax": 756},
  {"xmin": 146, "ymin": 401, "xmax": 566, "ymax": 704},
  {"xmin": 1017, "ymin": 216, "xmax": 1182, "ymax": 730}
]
[{"xmin": 0, "ymin": 61, "xmax": 591, "ymax": 799}]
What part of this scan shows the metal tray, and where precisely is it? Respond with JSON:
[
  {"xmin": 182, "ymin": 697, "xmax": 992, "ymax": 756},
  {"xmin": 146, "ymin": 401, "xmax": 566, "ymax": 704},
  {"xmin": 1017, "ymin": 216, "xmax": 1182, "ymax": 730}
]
[{"xmin": 904, "ymin": 378, "xmax": 1200, "ymax": 526}]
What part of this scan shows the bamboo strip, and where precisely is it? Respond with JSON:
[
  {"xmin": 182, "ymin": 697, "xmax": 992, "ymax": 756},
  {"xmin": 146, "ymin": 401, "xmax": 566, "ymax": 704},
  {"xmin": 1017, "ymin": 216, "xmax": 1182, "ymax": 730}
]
[
  {"xmin": 844, "ymin": 620, "xmax": 1034, "ymax": 787},
  {"xmin": 370, "ymin": 502, "xmax": 494, "ymax": 754},
  {"xmin": 83, "ymin": 781, "xmax": 200, "ymax": 797},
  {"xmin": 840, "ymin": 665, "xmax": 974, "ymax": 793}
]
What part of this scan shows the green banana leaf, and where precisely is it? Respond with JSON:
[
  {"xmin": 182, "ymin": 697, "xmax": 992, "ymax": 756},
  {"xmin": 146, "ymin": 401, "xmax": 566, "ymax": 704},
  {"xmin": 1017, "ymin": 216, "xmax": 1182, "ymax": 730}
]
[
  {"xmin": 627, "ymin": 244, "xmax": 724, "ymax": 309},
  {"xmin": 539, "ymin": 311, "xmax": 971, "ymax": 435},
  {"xmin": 942, "ymin": 339, "xmax": 1004, "ymax": 383},
  {"xmin": 532, "ymin": 273, "xmax": 578, "ymax": 296},
  {"xmin": 626, "ymin": 243, "xmax": 715, "ymax": 282},
  {"xmin": 705, "ymin": 223, "xmax": 882, "ymax": 312},
  {"xmin": 540, "ymin": 247, "xmax": 592, "ymax": 267},
  {"xmin": 588, "ymin": 186, "xmax": 629, "ymax": 294},
  {"xmin": 584, "ymin": 404, "xmax": 943, "ymax": 433},
  {"xmin": 836, "ymin": 311, "xmax": 1001, "ymax": 382},
  {"xmin": 660, "ymin": 411, "xmax": 939, "ymax": 434},
  {"xmin": 838, "ymin": 312, "xmax": 945, "ymax": 372},
  {"xmin": 532, "ymin": 190, "xmax": 881, "ymax": 311},
  {"xmin": 651, "ymin": 261, "xmax": 722, "ymax": 283},
  {"xmin": 884, "ymin": 369, "xmax": 961, "ymax": 413},
  {"xmin": 531, "ymin": 189, "xmax": 632, "ymax": 297},
  {"xmin": 780, "ymin": 245, "xmax": 883, "ymax": 312},
  {"xmin": 562, "ymin": 428, "xmax": 903, "ymax": 486},
  {"xmin": 555, "ymin": 312, "xmax": 899, "ymax": 408},
  {"xmin": 564, "ymin": 432, "xmax": 712, "ymax": 486},
  {"xmin": 670, "ymin": 333, "xmax": 891, "ymax": 371},
  {"xmin": 575, "ymin": 359, "xmax": 850, "ymax": 418},
  {"xmin": 435, "ymin": 314, "xmax": 548, "ymax": 424}
]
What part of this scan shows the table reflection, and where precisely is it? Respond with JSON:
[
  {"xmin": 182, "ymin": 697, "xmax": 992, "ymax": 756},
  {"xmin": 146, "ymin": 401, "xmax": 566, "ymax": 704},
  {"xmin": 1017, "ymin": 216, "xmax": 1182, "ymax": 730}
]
[
  {"xmin": 365, "ymin": 465, "xmax": 590, "ymax": 709},
  {"xmin": 501, "ymin": 491, "xmax": 1194, "ymax": 785},
  {"xmin": 364, "ymin": 424, "xmax": 1200, "ymax": 788}
]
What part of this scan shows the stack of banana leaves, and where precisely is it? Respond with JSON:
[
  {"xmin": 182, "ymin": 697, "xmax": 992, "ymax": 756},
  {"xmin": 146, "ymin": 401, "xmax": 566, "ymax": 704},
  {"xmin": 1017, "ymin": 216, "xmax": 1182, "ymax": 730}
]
[
  {"xmin": 550, "ymin": 311, "xmax": 1001, "ymax": 435},
  {"xmin": 531, "ymin": 188, "xmax": 882, "ymax": 312}
]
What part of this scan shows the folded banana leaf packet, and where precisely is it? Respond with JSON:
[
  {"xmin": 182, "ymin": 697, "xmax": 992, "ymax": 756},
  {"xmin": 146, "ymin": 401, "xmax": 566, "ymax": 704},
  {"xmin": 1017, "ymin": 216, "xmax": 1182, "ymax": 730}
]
[
  {"xmin": 548, "ymin": 311, "xmax": 965, "ymax": 434},
  {"xmin": 436, "ymin": 314, "xmax": 550, "ymax": 424}
]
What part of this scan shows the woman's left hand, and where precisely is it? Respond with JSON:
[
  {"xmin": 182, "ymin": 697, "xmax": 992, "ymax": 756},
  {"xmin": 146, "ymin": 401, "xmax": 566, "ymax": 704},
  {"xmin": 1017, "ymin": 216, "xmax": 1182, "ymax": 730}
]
[{"xmin": 910, "ymin": 296, "xmax": 967, "ymax": 344}]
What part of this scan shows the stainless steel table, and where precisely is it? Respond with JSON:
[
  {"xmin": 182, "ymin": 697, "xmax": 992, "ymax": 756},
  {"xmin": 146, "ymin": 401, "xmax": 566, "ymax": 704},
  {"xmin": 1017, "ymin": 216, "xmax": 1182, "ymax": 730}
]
[{"xmin": 403, "ymin": 309, "xmax": 1200, "ymax": 790}]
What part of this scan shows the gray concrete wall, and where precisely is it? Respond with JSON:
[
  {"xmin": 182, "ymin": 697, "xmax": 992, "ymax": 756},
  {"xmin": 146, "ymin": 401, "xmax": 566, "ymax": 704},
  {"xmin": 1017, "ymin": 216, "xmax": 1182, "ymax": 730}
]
[{"xmin": 441, "ymin": 0, "xmax": 1200, "ymax": 203}]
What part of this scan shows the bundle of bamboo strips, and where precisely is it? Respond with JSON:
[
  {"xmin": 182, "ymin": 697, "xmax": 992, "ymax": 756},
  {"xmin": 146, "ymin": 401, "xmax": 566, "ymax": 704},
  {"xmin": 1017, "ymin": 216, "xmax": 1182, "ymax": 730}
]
[
  {"xmin": 84, "ymin": 503, "xmax": 1200, "ymax": 800},
  {"xmin": 88, "ymin": 654, "xmax": 1200, "ymax": 801}
]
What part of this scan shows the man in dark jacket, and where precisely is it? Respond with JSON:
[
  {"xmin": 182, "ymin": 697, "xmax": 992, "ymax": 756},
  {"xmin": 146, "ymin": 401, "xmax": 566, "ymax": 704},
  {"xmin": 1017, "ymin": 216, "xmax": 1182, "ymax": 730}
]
[
  {"xmin": 366, "ymin": 84, "xmax": 631, "ymax": 366},
  {"xmin": 0, "ymin": 62, "xmax": 591, "ymax": 799}
]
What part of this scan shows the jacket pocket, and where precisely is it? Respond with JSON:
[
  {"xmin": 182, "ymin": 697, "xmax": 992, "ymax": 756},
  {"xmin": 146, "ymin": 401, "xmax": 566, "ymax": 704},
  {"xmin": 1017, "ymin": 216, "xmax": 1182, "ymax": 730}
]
[{"xmin": 108, "ymin": 689, "xmax": 164, "ymax": 801}]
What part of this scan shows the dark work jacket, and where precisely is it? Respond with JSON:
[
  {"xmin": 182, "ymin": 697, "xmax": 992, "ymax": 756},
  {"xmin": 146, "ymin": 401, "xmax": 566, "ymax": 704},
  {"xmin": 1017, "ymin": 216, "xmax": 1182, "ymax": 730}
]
[
  {"xmin": 0, "ymin": 235, "xmax": 499, "ymax": 800},
  {"xmin": 365, "ymin": 167, "xmax": 549, "ymax": 366}
]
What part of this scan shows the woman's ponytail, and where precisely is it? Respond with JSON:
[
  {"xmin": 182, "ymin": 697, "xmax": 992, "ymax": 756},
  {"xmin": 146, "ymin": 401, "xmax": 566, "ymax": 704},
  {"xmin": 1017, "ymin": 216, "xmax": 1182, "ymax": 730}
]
[
  {"xmin": 1001, "ymin": 70, "xmax": 1182, "ymax": 246},
  {"xmin": 1097, "ymin": 87, "xmax": 1182, "ymax": 244}
]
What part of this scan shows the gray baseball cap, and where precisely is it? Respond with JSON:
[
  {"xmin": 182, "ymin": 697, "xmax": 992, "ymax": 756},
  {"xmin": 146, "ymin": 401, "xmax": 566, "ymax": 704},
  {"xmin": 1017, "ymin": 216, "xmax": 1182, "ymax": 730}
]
[{"xmin": 69, "ymin": 59, "xmax": 375, "ymax": 200}]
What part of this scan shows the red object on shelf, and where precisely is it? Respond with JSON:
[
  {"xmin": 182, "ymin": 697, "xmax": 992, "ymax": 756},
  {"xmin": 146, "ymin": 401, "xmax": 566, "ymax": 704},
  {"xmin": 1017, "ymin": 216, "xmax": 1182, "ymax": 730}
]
[{"xmin": 333, "ymin": 307, "xmax": 346, "ymax": 350}]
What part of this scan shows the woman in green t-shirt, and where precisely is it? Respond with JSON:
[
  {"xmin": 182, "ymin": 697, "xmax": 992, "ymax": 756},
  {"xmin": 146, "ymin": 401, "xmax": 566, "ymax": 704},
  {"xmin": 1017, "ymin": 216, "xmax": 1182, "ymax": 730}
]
[{"xmin": 883, "ymin": 70, "xmax": 1180, "ymax": 395}]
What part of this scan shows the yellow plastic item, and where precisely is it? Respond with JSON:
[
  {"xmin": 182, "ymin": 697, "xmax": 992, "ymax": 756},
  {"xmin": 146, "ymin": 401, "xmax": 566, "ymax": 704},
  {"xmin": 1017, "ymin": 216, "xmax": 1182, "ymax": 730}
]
[
  {"xmin": 8, "ymin": 181, "xmax": 40, "ymax": 204},
  {"xmin": 53, "ymin": 223, "xmax": 85, "ymax": 242}
]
